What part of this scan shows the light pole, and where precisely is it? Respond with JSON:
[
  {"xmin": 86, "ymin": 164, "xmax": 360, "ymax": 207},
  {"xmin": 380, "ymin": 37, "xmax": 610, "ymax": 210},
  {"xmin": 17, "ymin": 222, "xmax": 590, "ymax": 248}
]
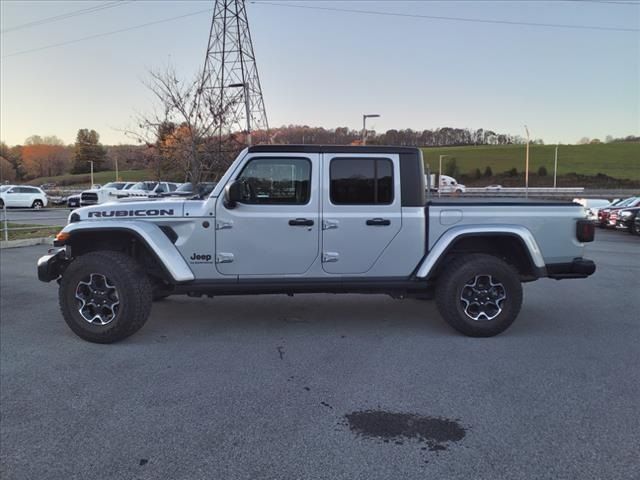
[
  {"xmin": 438, "ymin": 155, "xmax": 448, "ymax": 198},
  {"xmin": 88, "ymin": 161, "xmax": 94, "ymax": 187},
  {"xmin": 553, "ymin": 144, "xmax": 558, "ymax": 189},
  {"xmin": 524, "ymin": 125, "xmax": 530, "ymax": 198},
  {"xmin": 362, "ymin": 114, "xmax": 380, "ymax": 145}
]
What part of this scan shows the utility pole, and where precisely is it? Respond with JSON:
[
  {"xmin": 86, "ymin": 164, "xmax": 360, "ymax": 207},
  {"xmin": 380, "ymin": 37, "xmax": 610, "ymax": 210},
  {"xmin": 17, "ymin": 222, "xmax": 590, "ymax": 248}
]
[
  {"xmin": 554, "ymin": 144, "xmax": 558, "ymax": 189},
  {"xmin": 115, "ymin": 156, "xmax": 119, "ymax": 181},
  {"xmin": 524, "ymin": 125, "xmax": 530, "ymax": 198},
  {"xmin": 201, "ymin": 0, "xmax": 269, "ymax": 150},
  {"xmin": 362, "ymin": 114, "xmax": 380, "ymax": 145}
]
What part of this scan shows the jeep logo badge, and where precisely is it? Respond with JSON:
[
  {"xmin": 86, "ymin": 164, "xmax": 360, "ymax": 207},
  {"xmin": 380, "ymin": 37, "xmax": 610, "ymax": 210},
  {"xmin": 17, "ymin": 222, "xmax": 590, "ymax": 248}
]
[{"xmin": 190, "ymin": 253, "xmax": 213, "ymax": 264}]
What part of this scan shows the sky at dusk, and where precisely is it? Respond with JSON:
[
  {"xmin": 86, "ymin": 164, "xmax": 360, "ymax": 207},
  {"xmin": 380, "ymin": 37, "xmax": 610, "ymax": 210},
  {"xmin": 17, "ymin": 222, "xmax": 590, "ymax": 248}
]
[{"xmin": 1, "ymin": 0, "xmax": 638, "ymax": 146}]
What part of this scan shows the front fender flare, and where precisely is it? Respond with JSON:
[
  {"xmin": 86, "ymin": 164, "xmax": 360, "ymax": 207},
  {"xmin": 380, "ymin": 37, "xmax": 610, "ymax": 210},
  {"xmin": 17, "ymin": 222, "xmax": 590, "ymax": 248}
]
[
  {"xmin": 415, "ymin": 224, "xmax": 546, "ymax": 279},
  {"xmin": 59, "ymin": 221, "xmax": 195, "ymax": 283}
]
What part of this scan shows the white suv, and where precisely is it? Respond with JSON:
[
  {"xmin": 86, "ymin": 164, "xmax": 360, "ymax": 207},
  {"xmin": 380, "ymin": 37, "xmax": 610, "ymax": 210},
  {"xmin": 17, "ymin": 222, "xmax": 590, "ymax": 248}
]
[
  {"xmin": 121, "ymin": 181, "xmax": 179, "ymax": 199},
  {"xmin": 0, "ymin": 185, "xmax": 48, "ymax": 209},
  {"xmin": 80, "ymin": 182, "xmax": 136, "ymax": 207}
]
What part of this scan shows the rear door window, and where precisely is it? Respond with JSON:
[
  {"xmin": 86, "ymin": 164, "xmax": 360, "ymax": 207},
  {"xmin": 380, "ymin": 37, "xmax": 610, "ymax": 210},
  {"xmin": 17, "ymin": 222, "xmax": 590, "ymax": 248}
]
[{"xmin": 330, "ymin": 158, "xmax": 393, "ymax": 205}]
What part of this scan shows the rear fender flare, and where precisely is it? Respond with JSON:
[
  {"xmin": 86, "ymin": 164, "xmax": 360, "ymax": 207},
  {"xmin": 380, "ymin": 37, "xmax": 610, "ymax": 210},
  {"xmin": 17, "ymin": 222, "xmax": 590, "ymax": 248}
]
[{"xmin": 416, "ymin": 225, "xmax": 546, "ymax": 279}]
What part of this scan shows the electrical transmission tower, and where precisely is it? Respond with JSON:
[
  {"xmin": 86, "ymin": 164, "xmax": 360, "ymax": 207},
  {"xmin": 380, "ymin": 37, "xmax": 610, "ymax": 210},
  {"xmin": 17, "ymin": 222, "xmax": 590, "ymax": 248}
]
[{"xmin": 202, "ymin": 0, "xmax": 269, "ymax": 147}]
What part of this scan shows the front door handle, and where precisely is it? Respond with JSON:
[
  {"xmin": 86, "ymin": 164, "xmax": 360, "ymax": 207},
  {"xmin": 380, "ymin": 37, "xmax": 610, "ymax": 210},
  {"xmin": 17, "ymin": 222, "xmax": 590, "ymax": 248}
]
[
  {"xmin": 366, "ymin": 218, "xmax": 391, "ymax": 226},
  {"xmin": 289, "ymin": 218, "xmax": 314, "ymax": 227}
]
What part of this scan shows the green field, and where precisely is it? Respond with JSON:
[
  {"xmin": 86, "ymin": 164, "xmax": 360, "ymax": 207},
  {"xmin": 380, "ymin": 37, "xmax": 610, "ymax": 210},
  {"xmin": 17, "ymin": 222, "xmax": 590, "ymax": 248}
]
[
  {"xmin": 422, "ymin": 143, "xmax": 640, "ymax": 180},
  {"xmin": 27, "ymin": 169, "xmax": 152, "ymax": 187},
  {"xmin": 3, "ymin": 223, "xmax": 61, "ymax": 241}
]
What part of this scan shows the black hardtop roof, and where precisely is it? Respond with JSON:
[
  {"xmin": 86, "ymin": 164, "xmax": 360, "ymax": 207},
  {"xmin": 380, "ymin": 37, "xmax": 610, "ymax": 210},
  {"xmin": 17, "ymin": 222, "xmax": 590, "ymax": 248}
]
[{"xmin": 247, "ymin": 145, "xmax": 421, "ymax": 154}]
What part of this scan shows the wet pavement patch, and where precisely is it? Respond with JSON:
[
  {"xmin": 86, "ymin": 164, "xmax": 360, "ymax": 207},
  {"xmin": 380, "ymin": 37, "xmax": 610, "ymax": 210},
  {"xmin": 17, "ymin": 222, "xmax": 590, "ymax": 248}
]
[{"xmin": 344, "ymin": 410, "xmax": 466, "ymax": 452}]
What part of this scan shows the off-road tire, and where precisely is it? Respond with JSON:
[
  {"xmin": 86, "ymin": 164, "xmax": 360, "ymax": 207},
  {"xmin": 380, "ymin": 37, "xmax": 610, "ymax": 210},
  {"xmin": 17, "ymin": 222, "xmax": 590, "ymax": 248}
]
[
  {"xmin": 435, "ymin": 254, "xmax": 523, "ymax": 337},
  {"xmin": 32, "ymin": 199, "xmax": 44, "ymax": 209},
  {"xmin": 59, "ymin": 251, "xmax": 152, "ymax": 343}
]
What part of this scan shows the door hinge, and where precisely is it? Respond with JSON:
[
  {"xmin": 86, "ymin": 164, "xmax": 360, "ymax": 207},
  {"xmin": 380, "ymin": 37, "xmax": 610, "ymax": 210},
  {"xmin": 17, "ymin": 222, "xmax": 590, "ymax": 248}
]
[
  {"xmin": 216, "ymin": 220, "xmax": 233, "ymax": 230},
  {"xmin": 216, "ymin": 253, "xmax": 234, "ymax": 264},
  {"xmin": 322, "ymin": 219, "xmax": 339, "ymax": 230},
  {"xmin": 322, "ymin": 252, "xmax": 340, "ymax": 263}
]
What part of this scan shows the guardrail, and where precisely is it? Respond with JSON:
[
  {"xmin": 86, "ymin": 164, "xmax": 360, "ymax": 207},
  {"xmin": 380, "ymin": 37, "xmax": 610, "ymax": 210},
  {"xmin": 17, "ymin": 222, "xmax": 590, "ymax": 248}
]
[
  {"xmin": 1, "ymin": 204, "xmax": 69, "ymax": 242},
  {"xmin": 440, "ymin": 188, "xmax": 639, "ymax": 200}
]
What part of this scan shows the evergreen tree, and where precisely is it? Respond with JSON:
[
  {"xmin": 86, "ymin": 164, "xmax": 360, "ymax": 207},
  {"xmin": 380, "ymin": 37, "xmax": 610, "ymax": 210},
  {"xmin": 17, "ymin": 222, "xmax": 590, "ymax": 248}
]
[{"xmin": 72, "ymin": 129, "xmax": 107, "ymax": 173}]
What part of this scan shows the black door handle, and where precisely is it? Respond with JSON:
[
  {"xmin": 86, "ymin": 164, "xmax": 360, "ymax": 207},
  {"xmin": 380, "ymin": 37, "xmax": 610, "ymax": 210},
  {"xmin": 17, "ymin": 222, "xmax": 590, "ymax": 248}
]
[
  {"xmin": 289, "ymin": 218, "xmax": 314, "ymax": 226},
  {"xmin": 366, "ymin": 218, "xmax": 391, "ymax": 226}
]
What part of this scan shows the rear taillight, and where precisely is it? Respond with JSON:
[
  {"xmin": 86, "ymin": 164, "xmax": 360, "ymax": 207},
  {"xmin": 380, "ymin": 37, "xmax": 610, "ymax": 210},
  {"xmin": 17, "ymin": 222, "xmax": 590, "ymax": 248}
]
[{"xmin": 576, "ymin": 219, "xmax": 595, "ymax": 243}]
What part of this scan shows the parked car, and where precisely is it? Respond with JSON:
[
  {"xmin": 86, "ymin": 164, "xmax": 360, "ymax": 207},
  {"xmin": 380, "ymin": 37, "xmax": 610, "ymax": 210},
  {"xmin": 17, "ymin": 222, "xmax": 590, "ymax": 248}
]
[
  {"xmin": 573, "ymin": 198, "xmax": 613, "ymax": 222},
  {"xmin": 0, "ymin": 185, "xmax": 48, "ymax": 209},
  {"xmin": 612, "ymin": 206, "xmax": 640, "ymax": 232},
  {"xmin": 67, "ymin": 194, "xmax": 81, "ymax": 208},
  {"xmin": 80, "ymin": 182, "xmax": 136, "ymax": 206},
  {"xmin": 121, "ymin": 181, "xmax": 179, "ymax": 198},
  {"xmin": 597, "ymin": 197, "xmax": 639, "ymax": 228},
  {"xmin": 159, "ymin": 182, "xmax": 217, "ymax": 198},
  {"xmin": 485, "ymin": 185, "xmax": 503, "ymax": 192}
]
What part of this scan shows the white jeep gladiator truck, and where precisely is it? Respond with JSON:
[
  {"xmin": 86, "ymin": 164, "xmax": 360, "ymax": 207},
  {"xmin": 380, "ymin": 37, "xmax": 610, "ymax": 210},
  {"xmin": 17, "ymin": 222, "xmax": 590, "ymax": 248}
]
[{"xmin": 38, "ymin": 146, "xmax": 595, "ymax": 343}]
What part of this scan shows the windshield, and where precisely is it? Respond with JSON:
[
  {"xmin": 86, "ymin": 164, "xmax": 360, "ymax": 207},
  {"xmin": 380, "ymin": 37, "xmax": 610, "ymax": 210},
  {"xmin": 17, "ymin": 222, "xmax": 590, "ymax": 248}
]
[
  {"xmin": 102, "ymin": 182, "xmax": 128, "ymax": 190},
  {"xmin": 130, "ymin": 182, "xmax": 157, "ymax": 191},
  {"xmin": 175, "ymin": 183, "xmax": 193, "ymax": 192},
  {"xmin": 0, "ymin": 185, "xmax": 11, "ymax": 192},
  {"xmin": 618, "ymin": 197, "xmax": 638, "ymax": 207}
]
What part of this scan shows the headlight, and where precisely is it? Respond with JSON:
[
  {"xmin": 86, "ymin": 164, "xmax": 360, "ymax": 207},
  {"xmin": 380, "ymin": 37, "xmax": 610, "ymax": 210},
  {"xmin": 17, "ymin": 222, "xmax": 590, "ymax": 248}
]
[{"xmin": 621, "ymin": 211, "xmax": 632, "ymax": 218}]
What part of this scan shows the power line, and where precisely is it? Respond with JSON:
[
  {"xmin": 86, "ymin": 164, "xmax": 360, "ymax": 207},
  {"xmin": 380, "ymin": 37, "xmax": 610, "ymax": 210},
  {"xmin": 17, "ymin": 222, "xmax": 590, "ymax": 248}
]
[
  {"xmin": 2, "ymin": 7, "xmax": 213, "ymax": 59},
  {"xmin": 250, "ymin": 1, "xmax": 639, "ymax": 32},
  {"xmin": 1, "ymin": 1, "xmax": 132, "ymax": 34}
]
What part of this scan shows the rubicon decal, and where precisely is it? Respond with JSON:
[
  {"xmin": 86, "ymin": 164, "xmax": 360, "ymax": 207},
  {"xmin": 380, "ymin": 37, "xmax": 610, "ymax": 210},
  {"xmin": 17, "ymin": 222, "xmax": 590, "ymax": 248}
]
[{"xmin": 87, "ymin": 209, "xmax": 174, "ymax": 218}]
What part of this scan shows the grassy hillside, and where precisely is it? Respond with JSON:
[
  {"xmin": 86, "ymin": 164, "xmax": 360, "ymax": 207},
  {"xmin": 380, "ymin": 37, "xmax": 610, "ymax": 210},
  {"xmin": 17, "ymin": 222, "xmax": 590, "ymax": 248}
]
[
  {"xmin": 422, "ymin": 143, "xmax": 640, "ymax": 180},
  {"xmin": 27, "ymin": 169, "xmax": 152, "ymax": 187}
]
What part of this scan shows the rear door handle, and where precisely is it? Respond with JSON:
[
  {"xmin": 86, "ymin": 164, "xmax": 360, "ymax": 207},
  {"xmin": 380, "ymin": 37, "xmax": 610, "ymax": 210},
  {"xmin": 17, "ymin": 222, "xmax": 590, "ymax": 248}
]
[
  {"xmin": 366, "ymin": 218, "xmax": 391, "ymax": 226},
  {"xmin": 289, "ymin": 218, "xmax": 314, "ymax": 227}
]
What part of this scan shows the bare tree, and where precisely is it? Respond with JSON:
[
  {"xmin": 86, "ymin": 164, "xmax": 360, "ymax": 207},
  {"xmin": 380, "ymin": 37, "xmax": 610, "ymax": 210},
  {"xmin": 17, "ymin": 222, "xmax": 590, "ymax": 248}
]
[{"xmin": 127, "ymin": 65, "xmax": 240, "ymax": 183}]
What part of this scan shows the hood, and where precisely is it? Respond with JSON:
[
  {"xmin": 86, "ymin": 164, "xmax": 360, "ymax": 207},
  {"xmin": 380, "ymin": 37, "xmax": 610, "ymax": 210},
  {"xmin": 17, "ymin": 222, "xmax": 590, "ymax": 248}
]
[{"xmin": 73, "ymin": 199, "xmax": 186, "ymax": 221}]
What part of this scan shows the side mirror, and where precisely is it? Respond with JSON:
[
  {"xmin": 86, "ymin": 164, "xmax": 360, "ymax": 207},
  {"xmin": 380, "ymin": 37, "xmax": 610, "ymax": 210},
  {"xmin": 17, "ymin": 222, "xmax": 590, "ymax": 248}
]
[{"xmin": 224, "ymin": 180, "xmax": 244, "ymax": 209}]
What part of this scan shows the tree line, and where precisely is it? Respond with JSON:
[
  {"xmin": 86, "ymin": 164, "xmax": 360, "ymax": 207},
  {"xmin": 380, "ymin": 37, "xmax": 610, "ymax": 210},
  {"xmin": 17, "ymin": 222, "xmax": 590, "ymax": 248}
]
[{"xmin": 1, "ymin": 125, "xmax": 637, "ymax": 183}]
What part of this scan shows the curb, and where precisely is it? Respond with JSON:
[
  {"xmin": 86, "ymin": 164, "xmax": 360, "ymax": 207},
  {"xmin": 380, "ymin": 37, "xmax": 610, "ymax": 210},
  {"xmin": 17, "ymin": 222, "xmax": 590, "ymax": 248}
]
[{"xmin": 0, "ymin": 237, "xmax": 54, "ymax": 249}]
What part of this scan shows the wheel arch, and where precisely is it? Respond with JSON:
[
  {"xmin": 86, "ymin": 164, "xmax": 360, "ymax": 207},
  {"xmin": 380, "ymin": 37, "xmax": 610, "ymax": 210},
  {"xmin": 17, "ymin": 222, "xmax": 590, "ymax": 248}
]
[
  {"xmin": 416, "ymin": 226, "xmax": 546, "ymax": 281},
  {"xmin": 59, "ymin": 222, "xmax": 194, "ymax": 284}
]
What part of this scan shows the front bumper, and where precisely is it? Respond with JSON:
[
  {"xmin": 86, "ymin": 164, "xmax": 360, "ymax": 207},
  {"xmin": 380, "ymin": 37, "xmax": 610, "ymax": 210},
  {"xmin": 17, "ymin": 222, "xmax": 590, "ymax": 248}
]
[
  {"xmin": 546, "ymin": 258, "xmax": 596, "ymax": 280},
  {"xmin": 37, "ymin": 247, "xmax": 70, "ymax": 282}
]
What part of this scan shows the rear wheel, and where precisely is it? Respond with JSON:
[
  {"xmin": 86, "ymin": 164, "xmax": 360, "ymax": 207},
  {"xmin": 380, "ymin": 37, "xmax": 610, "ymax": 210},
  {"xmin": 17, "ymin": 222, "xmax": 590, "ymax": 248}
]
[
  {"xmin": 435, "ymin": 254, "xmax": 522, "ymax": 337},
  {"xmin": 58, "ymin": 251, "xmax": 152, "ymax": 343},
  {"xmin": 32, "ymin": 199, "xmax": 44, "ymax": 209}
]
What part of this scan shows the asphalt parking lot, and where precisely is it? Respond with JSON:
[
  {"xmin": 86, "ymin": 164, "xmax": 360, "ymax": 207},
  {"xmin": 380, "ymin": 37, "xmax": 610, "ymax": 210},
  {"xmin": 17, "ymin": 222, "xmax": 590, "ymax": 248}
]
[
  {"xmin": 2, "ymin": 208, "xmax": 70, "ymax": 227},
  {"xmin": 1, "ymin": 230, "xmax": 639, "ymax": 480}
]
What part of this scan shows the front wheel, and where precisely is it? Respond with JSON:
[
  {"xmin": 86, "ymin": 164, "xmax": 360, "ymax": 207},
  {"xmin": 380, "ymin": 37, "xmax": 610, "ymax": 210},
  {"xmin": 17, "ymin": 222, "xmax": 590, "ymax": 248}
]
[
  {"xmin": 435, "ymin": 254, "xmax": 523, "ymax": 337},
  {"xmin": 58, "ymin": 251, "xmax": 152, "ymax": 343}
]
